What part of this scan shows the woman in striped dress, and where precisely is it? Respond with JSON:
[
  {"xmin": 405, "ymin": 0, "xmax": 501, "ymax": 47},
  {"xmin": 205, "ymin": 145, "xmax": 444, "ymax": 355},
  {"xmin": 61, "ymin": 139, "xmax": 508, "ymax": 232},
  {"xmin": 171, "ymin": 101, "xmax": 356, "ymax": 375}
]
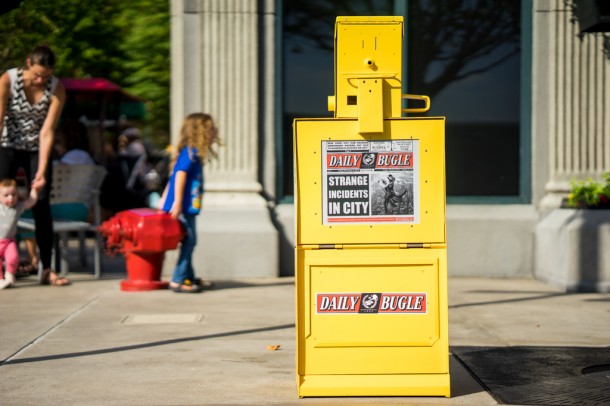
[{"xmin": 0, "ymin": 44, "xmax": 69, "ymax": 286}]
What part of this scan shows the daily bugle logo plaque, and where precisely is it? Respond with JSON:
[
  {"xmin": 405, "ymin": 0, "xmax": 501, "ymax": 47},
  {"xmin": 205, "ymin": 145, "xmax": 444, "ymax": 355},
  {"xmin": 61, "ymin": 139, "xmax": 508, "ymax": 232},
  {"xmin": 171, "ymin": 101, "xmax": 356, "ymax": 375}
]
[{"xmin": 316, "ymin": 292, "xmax": 427, "ymax": 314}]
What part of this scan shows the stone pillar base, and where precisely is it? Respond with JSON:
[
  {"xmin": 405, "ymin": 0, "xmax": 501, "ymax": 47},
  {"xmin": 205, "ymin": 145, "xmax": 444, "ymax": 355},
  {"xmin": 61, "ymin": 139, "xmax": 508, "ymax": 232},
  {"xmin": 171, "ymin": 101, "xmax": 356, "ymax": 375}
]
[
  {"xmin": 446, "ymin": 205, "xmax": 537, "ymax": 277},
  {"xmin": 163, "ymin": 192, "xmax": 279, "ymax": 280},
  {"xmin": 538, "ymin": 180, "xmax": 570, "ymax": 212},
  {"xmin": 535, "ymin": 209, "xmax": 610, "ymax": 293}
]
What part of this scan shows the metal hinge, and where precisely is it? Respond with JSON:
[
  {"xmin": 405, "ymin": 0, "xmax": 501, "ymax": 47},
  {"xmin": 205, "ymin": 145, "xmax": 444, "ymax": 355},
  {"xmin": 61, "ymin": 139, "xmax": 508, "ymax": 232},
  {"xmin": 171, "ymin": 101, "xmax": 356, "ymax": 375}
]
[
  {"xmin": 404, "ymin": 243, "xmax": 431, "ymax": 248},
  {"xmin": 300, "ymin": 244, "xmax": 344, "ymax": 250},
  {"xmin": 300, "ymin": 243, "xmax": 442, "ymax": 250},
  {"xmin": 319, "ymin": 244, "xmax": 342, "ymax": 249}
]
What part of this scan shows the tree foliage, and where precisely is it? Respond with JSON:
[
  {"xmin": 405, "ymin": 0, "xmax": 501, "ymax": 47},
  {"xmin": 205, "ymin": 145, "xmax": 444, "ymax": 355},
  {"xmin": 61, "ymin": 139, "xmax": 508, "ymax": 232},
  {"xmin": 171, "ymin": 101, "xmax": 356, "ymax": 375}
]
[
  {"xmin": 115, "ymin": 0, "xmax": 170, "ymax": 142},
  {"xmin": 0, "ymin": 0, "xmax": 170, "ymax": 143}
]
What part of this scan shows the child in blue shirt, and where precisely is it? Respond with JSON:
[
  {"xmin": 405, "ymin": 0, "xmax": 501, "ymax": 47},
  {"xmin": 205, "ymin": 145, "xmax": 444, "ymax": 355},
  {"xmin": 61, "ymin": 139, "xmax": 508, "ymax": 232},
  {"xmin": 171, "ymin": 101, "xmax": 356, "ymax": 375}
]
[{"xmin": 159, "ymin": 113, "xmax": 220, "ymax": 293}]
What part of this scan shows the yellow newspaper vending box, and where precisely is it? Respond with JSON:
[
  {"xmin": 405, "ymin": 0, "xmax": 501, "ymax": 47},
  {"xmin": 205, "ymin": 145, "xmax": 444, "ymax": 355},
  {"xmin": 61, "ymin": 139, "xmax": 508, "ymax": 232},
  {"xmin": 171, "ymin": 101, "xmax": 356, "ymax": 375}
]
[{"xmin": 294, "ymin": 17, "xmax": 450, "ymax": 397}]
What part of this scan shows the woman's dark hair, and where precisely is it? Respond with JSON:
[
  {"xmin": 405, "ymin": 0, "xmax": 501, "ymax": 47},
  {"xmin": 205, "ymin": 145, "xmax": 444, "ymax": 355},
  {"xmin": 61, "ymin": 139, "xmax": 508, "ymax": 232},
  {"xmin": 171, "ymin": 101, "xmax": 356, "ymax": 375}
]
[{"xmin": 28, "ymin": 45, "xmax": 56, "ymax": 69}]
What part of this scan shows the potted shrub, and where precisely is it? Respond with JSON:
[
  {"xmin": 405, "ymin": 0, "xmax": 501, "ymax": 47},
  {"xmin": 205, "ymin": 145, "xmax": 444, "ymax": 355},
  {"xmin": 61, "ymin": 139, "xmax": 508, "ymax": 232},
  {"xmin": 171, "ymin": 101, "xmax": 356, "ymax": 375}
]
[
  {"xmin": 536, "ymin": 173, "xmax": 610, "ymax": 292},
  {"xmin": 562, "ymin": 173, "xmax": 610, "ymax": 209}
]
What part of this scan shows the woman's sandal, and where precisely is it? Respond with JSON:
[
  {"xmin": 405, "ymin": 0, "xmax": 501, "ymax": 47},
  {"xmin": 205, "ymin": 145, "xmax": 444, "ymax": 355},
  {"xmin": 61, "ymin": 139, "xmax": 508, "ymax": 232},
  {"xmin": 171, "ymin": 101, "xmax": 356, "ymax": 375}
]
[{"xmin": 40, "ymin": 269, "xmax": 71, "ymax": 286}]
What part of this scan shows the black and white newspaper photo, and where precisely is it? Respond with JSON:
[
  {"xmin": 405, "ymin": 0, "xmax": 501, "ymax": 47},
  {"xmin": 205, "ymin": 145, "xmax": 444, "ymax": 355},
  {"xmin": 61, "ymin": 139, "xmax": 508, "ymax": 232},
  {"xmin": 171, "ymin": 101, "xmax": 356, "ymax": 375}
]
[{"xmin": 322, "ymin": 139, "xmax": 420, "ymax": 225}]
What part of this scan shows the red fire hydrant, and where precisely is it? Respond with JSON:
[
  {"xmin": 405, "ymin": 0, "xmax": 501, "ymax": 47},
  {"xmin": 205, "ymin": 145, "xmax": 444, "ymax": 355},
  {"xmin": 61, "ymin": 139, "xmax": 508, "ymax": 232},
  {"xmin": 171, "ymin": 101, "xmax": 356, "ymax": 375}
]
[{"xmin": 99, "ymin": 208, "xmax": 184, "ymax": 291}]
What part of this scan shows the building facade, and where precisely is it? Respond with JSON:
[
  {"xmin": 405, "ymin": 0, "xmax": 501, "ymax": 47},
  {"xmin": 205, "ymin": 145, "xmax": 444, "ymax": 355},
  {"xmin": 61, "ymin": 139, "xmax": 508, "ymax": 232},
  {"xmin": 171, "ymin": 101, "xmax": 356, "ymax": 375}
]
[{"xmin": 168, "ymin": 0, "xmax": 610, "ymax": 282}]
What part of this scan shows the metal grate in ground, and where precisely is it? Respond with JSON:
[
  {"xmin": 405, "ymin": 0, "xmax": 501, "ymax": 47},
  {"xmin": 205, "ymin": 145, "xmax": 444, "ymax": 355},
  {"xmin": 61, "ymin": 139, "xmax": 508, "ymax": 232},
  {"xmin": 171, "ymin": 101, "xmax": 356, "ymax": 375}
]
[{"xmin": 452, "ymin": 346, "xmax": 610, "ymax": 406}]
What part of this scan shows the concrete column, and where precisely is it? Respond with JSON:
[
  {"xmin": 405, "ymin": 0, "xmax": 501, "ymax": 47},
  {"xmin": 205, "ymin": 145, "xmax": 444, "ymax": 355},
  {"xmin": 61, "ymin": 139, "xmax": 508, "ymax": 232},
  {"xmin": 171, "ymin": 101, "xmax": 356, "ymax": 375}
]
[
  {"xmin": 170, "ymin": 0, "xmax": 185, "ymax": 139},
  {"xmin": 261, "ymin": 0, "xmax": 277, "ymax": 200},
  {"xmin": 169, "ymin": 0, "xmax": 278, "ymax": 279},
  {"xmin": 533, "ymin": 0, "xmax": 610, "ymax": 210}
]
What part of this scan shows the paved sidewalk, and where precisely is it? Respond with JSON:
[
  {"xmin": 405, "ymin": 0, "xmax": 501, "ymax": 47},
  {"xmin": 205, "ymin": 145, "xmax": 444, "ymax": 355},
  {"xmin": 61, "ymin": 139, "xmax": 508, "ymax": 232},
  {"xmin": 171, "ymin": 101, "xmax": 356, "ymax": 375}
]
[{"xmin": 0, "ymin": 261, "xmax": 608, "ymax": 405}]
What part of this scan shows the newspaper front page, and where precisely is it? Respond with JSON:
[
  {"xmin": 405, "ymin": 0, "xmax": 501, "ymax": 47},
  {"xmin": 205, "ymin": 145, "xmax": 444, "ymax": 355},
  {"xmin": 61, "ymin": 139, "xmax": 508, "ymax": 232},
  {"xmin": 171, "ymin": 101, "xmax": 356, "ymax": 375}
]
[{"xmin": 321, "ymin": 139, "xmax": 420, "ymax": 225}]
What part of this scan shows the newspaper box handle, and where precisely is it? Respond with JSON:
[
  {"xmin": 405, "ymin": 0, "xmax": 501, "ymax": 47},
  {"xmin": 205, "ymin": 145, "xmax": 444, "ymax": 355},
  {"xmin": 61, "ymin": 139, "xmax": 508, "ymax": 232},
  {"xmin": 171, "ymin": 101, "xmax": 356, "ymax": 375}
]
[{"xmin": 401, "ymin": 94, "xmax": 430, "ymax": 114}]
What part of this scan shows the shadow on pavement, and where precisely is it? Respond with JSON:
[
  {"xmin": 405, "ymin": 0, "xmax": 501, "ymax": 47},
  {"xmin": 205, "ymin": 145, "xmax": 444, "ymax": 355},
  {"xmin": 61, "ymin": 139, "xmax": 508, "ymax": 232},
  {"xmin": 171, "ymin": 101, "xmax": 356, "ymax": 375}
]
[{"xmin": 2, "ymin": 323, "xmax": 294, "ymax": 366}]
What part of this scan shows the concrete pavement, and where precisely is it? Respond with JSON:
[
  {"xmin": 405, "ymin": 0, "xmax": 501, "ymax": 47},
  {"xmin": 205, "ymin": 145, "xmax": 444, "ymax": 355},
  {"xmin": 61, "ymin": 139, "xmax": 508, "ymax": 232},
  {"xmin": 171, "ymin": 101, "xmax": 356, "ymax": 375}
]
[{"xmin": 1, "ymin": 256, "xmax": 609, "ymax": 405}]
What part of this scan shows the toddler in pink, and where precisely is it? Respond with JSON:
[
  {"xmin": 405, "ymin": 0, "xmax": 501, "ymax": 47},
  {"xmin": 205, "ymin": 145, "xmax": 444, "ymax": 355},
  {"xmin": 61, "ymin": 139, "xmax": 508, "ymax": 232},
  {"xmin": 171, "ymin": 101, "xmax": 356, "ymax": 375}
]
[{"xmin": 0, "ymin": 178, "xmax": 39, "ymax": 289}]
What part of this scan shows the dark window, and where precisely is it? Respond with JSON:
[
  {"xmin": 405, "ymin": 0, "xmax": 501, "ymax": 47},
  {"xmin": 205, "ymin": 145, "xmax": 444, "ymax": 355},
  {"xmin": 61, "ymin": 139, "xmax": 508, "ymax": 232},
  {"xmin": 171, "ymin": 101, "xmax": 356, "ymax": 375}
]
[
  {"xmin": 406, "ymin": 1, "xmax": 521, "ymax": 197},
  {"xmin": 280, "ymin": 0, "xmax": 393, "ymax": 199},
  {"xmin": 280, "ymin": 0, "xmax": 523, "ymax": 200}
]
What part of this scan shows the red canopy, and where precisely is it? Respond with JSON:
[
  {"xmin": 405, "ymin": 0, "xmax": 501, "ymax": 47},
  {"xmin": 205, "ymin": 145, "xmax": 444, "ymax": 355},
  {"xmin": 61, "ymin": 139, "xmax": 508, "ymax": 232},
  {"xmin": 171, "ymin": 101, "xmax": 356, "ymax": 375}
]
[{"xmin": 60, "ymin": 78, "xmax": 141, "ymax": 101}]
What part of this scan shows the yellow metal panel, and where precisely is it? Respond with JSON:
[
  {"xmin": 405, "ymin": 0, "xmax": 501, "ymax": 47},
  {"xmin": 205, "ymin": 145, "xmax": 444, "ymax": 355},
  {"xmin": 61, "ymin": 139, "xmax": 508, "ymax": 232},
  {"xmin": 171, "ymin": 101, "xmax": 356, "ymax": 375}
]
[
  {"xmin": 357, "ymin": 79, "xmax": 384, "ymax": 133},
  {"xmin": 334, "ymin": 17, "xmax": 403, "ymax": 119},
  {"xmin": 309, "ymin": 264, "xmax": 439, "ymax": 348},
  {"xmin": 299, "ymin": 374, "xmax": 451, "ymax": 397},
  {"xmin": 294, "ymin": 117, "xmax": 446, "ymax": 246},
  {"xmin": 296, "ymin": 247, "xmax": 449, "ymax": 396}
]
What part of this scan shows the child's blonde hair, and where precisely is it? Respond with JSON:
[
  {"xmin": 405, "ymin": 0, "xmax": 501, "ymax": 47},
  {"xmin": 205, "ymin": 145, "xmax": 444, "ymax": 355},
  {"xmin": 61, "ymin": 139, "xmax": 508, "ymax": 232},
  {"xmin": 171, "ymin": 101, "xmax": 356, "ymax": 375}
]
[
  {"xmin": 173, "ymin": 113, "xmax": 220, "ymax": 166},
  {"xmin": 0, "ymin": 179, "xmax": 17, "ymax": 188}
]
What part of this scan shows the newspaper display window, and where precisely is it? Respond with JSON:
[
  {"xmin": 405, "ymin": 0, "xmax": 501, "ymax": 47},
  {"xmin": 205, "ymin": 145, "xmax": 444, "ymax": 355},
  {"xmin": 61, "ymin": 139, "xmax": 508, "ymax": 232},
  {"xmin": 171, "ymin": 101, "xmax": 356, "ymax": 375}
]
[{"xmin": 322, "ymin": 139, "xmax": 420, "ymax": 225}]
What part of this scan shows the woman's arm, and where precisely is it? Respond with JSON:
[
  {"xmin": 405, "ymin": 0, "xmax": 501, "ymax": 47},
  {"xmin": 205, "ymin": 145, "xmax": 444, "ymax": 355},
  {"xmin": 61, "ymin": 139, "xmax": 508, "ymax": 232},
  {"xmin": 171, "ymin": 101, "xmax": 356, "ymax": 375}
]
[
  {"xmin": 0, "ymin": 72, "xmax": 10, "ymax": 135},
  {"xmin": 33, "ymin": 81, "xmax": 65, "ymax": 190}
]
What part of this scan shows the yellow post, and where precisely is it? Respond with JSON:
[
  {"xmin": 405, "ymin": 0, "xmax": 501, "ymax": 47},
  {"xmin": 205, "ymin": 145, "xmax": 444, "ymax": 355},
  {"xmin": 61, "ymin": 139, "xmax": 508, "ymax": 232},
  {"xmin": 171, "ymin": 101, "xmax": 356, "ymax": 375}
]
[{"xmin": 295, "ymin": 16, "xmax": 450, "ymax": 398}]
